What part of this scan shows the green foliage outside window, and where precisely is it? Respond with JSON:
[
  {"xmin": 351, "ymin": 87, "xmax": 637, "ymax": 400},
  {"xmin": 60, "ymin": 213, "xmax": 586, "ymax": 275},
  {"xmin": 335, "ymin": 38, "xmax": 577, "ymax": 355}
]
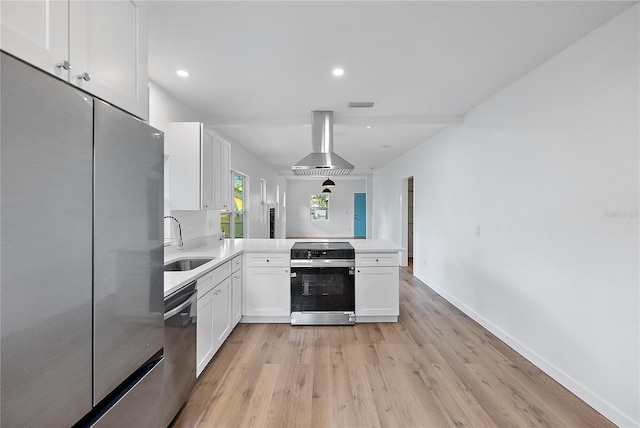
[
  {"xmin": 310, "ymin": 194, "xmax": 329, "ymax": 220},
  {"xmin": 234, "ymin": 174, "xmax": 243, "ymax": 211},
  {"xmin": 222, "ymin": 172, "xmax": 245, "ymax": 238}
]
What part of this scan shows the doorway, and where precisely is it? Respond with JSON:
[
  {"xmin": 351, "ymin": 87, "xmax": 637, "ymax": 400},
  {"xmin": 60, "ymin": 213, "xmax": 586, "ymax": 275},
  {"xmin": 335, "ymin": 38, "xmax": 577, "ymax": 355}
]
[
  {"xmin": 408, "ymin": 177, "xmax": 414, "ymax": 269},
  {"xmin": 269, "ymin": 208, "xmax": 275, "ymax": 239},
  {"xmin": 401, "ymin": 177, "xmax": 413, "ymax": 267},
  {"xmin": 354, "ymin": 193, "xmax": 366, "ymax": 238}
]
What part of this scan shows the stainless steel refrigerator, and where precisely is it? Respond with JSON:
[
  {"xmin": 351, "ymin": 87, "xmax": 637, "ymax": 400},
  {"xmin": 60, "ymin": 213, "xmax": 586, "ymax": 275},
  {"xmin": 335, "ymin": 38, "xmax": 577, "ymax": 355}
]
[{"xmin": 1, "ymin": 52, "xmax": 165, "ymax": 427}]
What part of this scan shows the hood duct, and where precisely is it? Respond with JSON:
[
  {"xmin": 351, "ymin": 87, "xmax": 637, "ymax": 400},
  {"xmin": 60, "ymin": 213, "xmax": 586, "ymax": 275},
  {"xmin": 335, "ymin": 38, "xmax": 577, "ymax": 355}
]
[{"xmin": 292, "ymin": 111, "xmax": 354, "ymax": 176}]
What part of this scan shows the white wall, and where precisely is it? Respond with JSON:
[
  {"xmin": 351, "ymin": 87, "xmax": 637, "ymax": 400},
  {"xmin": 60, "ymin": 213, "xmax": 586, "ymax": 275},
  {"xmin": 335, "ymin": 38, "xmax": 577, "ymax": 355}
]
[
  {"xmin": 372, "ymin": 7, "xmax": 639, "ymax": 427},
  {"xmin": 148, "ymin": 81, "xmax": 203, "ymax": 134},
  {"xmin": 148, "ymin": 81, "xmax": 213, "ymax": 242},
  {"xmin": 286, "ymin": 178, "xmax": 367, "ymax": 238},
  {"xmin": 220, "ymin": 137, "xmax": 287, "ymax": 239},
  {"xmin": 149, "ymin": 81, "xmax": 285, "ymax": 241}
]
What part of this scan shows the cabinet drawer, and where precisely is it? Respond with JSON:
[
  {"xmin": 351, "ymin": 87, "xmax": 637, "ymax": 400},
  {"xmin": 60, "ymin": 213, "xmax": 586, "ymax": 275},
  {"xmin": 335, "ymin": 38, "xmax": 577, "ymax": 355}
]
[
  {"xmin": 355, "ymin": 253, "xmax": 399, "ymax": 267},
  {"xmin": 232, "ymin": 255, "xmax": 242, "ymax": 273},
  {"xmin": 214, "ymin": 261, "xmax": 232, "ymax": 285},
  {"xmin": 244, "ymin": 253, "xmax": 289, "ymax": 267},
  {"xmin": 196, "ymin": 271, "xmax": 215, "ymax": 297}
]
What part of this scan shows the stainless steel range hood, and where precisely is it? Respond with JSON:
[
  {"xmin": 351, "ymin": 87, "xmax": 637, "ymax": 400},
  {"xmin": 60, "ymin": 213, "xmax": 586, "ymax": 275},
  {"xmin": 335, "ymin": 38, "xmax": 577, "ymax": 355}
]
[{"xmin": 292, "ymin": 111, "xmax": 354, "ymax": 176}]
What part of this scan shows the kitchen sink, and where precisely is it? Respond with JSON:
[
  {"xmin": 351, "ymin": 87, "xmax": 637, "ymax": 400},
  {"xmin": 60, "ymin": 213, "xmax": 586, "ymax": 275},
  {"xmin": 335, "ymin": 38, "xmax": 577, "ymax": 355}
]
[{"xmin": 164, "ymin": 258, "xmax": 214, "ymax": 272}]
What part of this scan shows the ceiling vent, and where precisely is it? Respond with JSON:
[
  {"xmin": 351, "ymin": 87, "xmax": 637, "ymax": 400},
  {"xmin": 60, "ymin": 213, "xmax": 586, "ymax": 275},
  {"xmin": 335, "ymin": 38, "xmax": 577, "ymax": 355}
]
[
  {"xmin": 348, "ymin": 101, "xmax": 375, "ymax": 108},
  {"xmin": 292, "ymin": 111, "xmax": 354, "ymax": 176}
]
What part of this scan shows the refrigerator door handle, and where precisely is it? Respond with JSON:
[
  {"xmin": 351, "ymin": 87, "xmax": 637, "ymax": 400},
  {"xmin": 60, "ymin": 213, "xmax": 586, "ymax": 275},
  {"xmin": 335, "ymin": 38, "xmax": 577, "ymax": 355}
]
[{"xmin": 164, "ymin": 292, "xmax": 197, "ymax": 321}]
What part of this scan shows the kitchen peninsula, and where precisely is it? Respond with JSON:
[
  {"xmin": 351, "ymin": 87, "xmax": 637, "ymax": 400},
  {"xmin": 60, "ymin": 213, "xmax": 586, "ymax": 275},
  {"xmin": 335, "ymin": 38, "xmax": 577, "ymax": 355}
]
[
  {"xmin": 165, "ymin": 238, "xmax": 402, "ymax": 377},
  {"xmin": 165, "ymin": 238, "xmax": 402, "ymax": 320}
]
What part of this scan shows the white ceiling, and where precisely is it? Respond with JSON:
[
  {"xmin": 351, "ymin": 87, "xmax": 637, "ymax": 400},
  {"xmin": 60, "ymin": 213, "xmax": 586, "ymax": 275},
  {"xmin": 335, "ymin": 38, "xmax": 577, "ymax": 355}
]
[{"xmin": 147, "ymin": 1, "xmax": 635, "ymax": 176}]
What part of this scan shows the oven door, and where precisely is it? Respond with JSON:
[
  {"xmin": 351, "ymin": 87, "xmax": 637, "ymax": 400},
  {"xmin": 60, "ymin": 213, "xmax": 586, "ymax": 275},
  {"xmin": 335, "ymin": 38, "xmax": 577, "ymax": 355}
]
[{"xmin": 290, "ymin": 260, "xmax": 355, "ymax": 325}]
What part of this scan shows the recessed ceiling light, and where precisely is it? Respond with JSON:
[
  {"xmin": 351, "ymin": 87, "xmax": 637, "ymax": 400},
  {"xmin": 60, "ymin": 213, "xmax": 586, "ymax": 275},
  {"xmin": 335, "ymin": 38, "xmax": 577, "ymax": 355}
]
[
  {"xmin": 177, "ymin": 70, "xmax": 189, "ymax": 77},
  {"xmin": 332, "ymin": 68, "xmax": 344, "ymax": 77},
  {"xmin": 366, "ymin": 126, "xmax": 371, "ymax": 129}
]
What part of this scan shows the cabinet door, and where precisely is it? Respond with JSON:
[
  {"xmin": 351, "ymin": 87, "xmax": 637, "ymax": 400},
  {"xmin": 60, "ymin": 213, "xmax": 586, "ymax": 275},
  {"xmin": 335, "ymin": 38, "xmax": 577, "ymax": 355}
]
[
  {"xmin": 0, "ymin": 0, "xmax": 69, "ymax": 80},
  {"xmin": 244, "ymin": 267, "xmax": 290, "ymax": 316},
  {"xmin": 220, "ymin": 139, "xmax": 231, "ymax": 210},
  {"xmin": 232, "ymin": 270, "xmax": 242, "ymax": 326},
  {"xmin": 168, "ymin": 122, "xmax": 203, "ymax": 210},
  {"xmin": 212, "ymin": 135, "xmax": 231, "ymax": 210},
  {"xmin": 212, "ymin": 277, "xmax": 232, "ymax": 350},
  {"xmin": 201, "ymin": 131, "xmax": 215, "ymax": 210},
  {"xmin": 196, "ymin": 289, "xmax": 214, "ymax": 377},
  {"xmin": 69, "ymin": 0, "xmax": 148, "ymax": 120},
  {"xmin": 355, "ymin": 266, "xmax": 399, "ymax": 316}
]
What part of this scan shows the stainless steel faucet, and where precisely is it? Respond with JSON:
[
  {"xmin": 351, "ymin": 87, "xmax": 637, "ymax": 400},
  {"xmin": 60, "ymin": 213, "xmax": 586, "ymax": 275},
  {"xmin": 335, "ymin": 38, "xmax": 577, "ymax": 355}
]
[{"xmin": 164, "ymin": 216, "xmax": 184, "ymax": 250}]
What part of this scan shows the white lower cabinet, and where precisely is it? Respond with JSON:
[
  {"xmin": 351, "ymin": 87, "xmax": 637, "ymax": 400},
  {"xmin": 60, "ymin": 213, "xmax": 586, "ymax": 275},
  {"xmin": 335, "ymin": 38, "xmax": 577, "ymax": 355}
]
[
  {"xmin": 243, "ymin": 268, "xmax": 290, "ymax": 316},
  {"xmin": 231, "ymin": 256, "xmax": 242, "ymax": 326},
  {"xmin": 195, "ymin": 263, "xmax": 234, "ymax": 377},
  {"xmin": 196, "ymin": 283, "xmax": 214, "ymax": 377},
  {"xmin": 355, "ymin": 265, "xmax": 399, "ymax": 317},
  {"xmin": 243, "ymin": 253, "xmax": 290, "ymax": 318},
  {"xmin": 212, "ymin": 277, "xmax": 232, "ymax": 348}
]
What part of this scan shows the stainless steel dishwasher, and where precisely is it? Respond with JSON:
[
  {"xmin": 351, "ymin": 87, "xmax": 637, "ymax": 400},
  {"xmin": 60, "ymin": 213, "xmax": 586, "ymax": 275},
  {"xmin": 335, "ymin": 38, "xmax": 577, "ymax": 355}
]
[{"xmin": 163, "ymin": 281, "xmax": 197, "ymax": 427}]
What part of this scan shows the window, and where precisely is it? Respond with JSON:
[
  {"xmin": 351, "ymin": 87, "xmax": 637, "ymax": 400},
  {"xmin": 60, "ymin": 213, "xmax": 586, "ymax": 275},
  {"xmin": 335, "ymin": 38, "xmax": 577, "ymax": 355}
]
[
  {"xmin": 276, "ymin": 185, "xmax": 280, "ymax": 219},
  {"xmin": 282, "ymin": 192, "xmax": 286, "ymax": 222},
  {"xmin": 260, "ymin": 178, "xmax": 266, "ymax": 223},
  {"xmin": 310, "ymin": 194, "xmax": 329, "ymax": 221},
  {"xmin": 221, "ymin": 171, "xmax": 246, "ymax": 238}
]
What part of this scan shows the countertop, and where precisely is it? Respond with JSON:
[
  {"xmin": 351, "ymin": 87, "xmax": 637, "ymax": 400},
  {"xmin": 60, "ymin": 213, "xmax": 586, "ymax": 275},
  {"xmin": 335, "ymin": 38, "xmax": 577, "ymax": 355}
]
[{"xmin": 164, "ymin": 237, "xmax": 403, "ymax": 297}]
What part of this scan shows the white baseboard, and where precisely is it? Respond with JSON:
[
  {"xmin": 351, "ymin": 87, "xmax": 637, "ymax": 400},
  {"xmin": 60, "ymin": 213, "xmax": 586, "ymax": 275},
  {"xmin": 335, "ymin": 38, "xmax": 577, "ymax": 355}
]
[
  {"xmin": 355, "ymin": 315, "xmax": 398, "ymax": 323},
  {"xmin": 415, "ymin": 272, "xmax": 638, "ymax": 428},
  {"xmin": 240, "ymin": 315, "xmax": 290, "ymax": 323}
]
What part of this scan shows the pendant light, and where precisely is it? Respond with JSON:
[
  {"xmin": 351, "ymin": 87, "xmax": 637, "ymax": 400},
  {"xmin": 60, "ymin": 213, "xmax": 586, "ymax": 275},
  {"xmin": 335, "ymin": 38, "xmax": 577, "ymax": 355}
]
[
  {"xmin": 322, "ymin": 177, "xmax": 335, "ymax": 188},
  {"xmin": 322, "ymin": 187, "xmax": 331, "ymax": 194}
]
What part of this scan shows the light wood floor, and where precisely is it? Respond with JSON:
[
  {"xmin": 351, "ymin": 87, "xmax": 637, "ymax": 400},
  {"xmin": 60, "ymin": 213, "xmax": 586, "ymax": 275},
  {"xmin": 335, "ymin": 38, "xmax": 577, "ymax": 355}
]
[{"xmin": 174, "ymin": 267, "xmax": 614, "ymax": 428}]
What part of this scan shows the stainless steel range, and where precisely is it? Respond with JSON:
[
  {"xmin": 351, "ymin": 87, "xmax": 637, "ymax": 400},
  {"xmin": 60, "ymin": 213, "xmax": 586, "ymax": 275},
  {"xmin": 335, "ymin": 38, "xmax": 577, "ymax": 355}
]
[{"xmin": 290, "ymin": 242, "xmax": 356, "ymax": 325}]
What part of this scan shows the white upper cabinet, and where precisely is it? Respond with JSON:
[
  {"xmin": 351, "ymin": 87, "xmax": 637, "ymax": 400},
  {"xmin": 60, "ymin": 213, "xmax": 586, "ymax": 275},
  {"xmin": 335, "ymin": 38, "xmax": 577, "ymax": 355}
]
[
  {"xmin": 221, "ymin": 138, "xmax": 231, "ymax": 210},
  {"xmin": 1, "ymin": 0, "xmax": 149, "ymax": 120},
  {"xmin": 166, "ymin": 123, "xmax": 230, "ymax": 211},
  {"xmin": 212, "ymin": 134, "xmax": 231, "ymax": 211},
  {"xmin": 69, "ymin": 1, "xmax": 148, "ymax": 120},
  {"xmin": 201, "ymin": 132, "xmax": 216, "ymax": 210},
  {"xmin": 0, "ymin": 0, "xmax": 69, "ymax": 79},
  {"xmin": 167, "ymin": 122, "xmax": 207, "ymax": 211}
]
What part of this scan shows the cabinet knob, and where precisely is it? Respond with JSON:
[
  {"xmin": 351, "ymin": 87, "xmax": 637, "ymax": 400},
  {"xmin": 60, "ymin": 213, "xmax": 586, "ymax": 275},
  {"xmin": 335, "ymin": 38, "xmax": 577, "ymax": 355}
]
[
  {"xmin": 266, "ymin": 259, "xmax": 269, "ymax": 263},
  {"xmin": 376, "ymin": 259, "xmax": 379, "ymax": 262},
  {"xmin": 77, "ymin": 72, "xmax": 91, "ymax": 82},
  {"xmin": 57, "ymin": 60, "xmax": 71, "ymax": 71},
  {"xmin": 285, "ymin": 269, "xmax": 288, "ymax": 273}
]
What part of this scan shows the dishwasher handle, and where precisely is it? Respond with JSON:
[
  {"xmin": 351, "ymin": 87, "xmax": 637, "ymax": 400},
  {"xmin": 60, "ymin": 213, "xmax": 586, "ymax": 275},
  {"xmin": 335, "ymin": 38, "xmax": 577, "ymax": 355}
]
[{"xmin": 164, "ymin": 291, "xmax": 197, "ymax": 321}]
